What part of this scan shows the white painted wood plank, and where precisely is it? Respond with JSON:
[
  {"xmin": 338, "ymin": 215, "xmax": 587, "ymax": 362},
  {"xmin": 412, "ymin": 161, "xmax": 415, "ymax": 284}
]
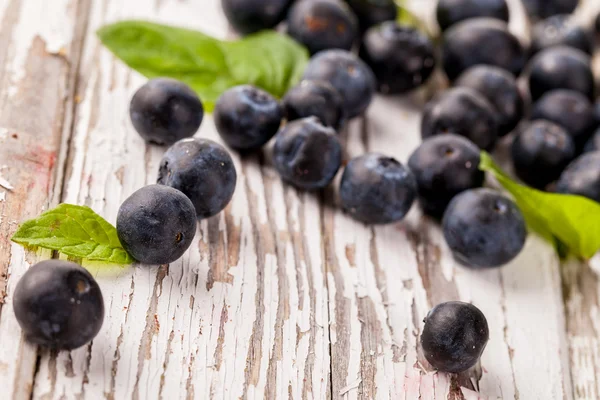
[{"xmin": 0, "ymin": 0, "xmax": 82, "ymax": 398}]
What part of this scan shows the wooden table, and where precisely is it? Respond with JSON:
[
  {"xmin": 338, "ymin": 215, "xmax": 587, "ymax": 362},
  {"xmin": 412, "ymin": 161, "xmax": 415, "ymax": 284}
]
[{"xmin": 1, "ymin": 0, "xmax": 600, "ymax": 398}]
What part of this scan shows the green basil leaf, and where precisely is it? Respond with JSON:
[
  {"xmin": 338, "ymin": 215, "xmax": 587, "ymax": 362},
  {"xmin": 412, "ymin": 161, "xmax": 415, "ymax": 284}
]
[
  {"xmin": 97, "ymin": 21, "xmax": 309, "ymax": 111},
  {"xmin": 11, "ymin": 204, "xmax": 135, "ymax": 265},
  {"xmin": 479, "ymin": 152, "xmax": 600, "ymax": 259}
]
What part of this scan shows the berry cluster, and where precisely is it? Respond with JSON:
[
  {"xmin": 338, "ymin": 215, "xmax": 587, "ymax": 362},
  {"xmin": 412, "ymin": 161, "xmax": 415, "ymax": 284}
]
[{"xmin": 12, "ymin": 0, "xmax": 600, "ymax": 375}]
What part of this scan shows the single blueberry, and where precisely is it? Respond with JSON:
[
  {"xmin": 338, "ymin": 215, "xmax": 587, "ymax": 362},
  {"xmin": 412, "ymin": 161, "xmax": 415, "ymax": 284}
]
[
  {"xmin": 117, "ymin": 184, "xmax": 197, "ymax": 264},
  {"xmin": 408, "ymin": 134, "xmax": 485, "ymax": 219},
  {"xmin": 421, "ymin": 302, "xmax": 489, "ymax": 373},
  {"xmin": 584, "ymin": 128, "xmax": 600, "ymax": 153},
  {"xmin": 273, "ymin": 117, "xmax": 342, "ymax": 190},
  {"xmin": 530, "ymin": 89, "xmax": 596, "ymax": 147},
  {"xmin": 302, "ymin": 49, "xmax": 376, "ymax": 119},
  {"xmin": 214, "ymin": 85, "xmax": 283, "ymax": 151},
  {"xmin": 344, "ymin": 0, "xmax": 397, "ymax": 32},
  {"xmin": 436, "ymin": 0, "xmax": 509, "ymax": 32},
  {"xmin": 527, "ymin": 46, "xmax": 594, "ymax": 102},
  {"xmin": 421, "ymin": 87, "xmax": 499, "ymax": 151},
  {"xmin": 530, "ymin": 15, "xmax": 592, "ymax": 56},
  {"xmin": 442, "ymin": 188, "xmax": 527, "ymax": 268},
  {"xmin": 455, "ymin": 65, "xmax": 524, "ymax": 136},
  {"xmin": 158, "ymin": 138, "xmax": 237, "ymax": 219},
  {"xmin": 340, "ymin": 153, "xmax": 417, "ymax": 224},
  {"xmin": 287, "ymin": 0, "xmax": 358, "ymax": 55},
  {"xmin": 442, "ymin": 18, "xmax": 526, "ymax": 81},
  {"xmin": 13, "ymin": 260, "xmax": 104, "ymax": 350},
  {"xmin": 522, "ymin": 0, "xmax": 579, "ymax": 20},
  {"xmin": 221, "ymin": 0, "xmax": 293, "ymax": 35},
  {"xmin": 511, "ymin": 120, "xmax": 576, "ymax": 189},
  {"xmin": 556, "ymin": 152, "xmax": 600, "ymax": 203},
  {"xmin": 360, "ymin": 22, "xmax": 436, "ymax": 94},
  {"xmin": 282, "ymin": 80, "xmax": 345, "ymax": 130},
  {"xmin": 129, "ymin": 78, "xmax": 204, "ymax": 146}
]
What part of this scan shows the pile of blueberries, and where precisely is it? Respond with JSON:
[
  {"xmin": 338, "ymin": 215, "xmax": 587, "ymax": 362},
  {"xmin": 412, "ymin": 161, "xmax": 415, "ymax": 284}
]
[{"xmin": 11, "ymin": 0, "xmax": 600, "ymax": 377}]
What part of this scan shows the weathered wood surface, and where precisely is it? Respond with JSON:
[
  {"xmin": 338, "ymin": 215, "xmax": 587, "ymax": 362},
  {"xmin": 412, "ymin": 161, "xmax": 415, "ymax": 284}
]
[{"xmin": 0, "ymin": 0, "xmax": 599, "ymax": 398}]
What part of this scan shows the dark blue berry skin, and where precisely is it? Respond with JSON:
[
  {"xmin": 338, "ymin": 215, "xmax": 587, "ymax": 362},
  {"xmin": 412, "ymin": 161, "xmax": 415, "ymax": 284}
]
[
  {"xmin": 556, "ymin": 152, "xmax": 600, "ymax": 203},
  {"xmin": 421, "ymin": 87, "xmax": 499, "ymax": 151},
  {"xmin": 421, "ymin": 302, "xmax": 489, "ymax": 373},
  {"xmin": 303, "ymin": 50, "xmax": 376, "ymax": 119},
  {"xmin": 214, "ymin": 85, "xmax": 283, "ymax": 151},
  {"xmin": 273, "ymin": 117, "xmax": 342, "ymax": 190},
  {"xmin": 530, "ymin": 90, "xmax": 596, "ymax": 147},
  {"xmin": 408, "ymin": 134, "xmax": 485, "ymax": 219},
  {"xmin": 117, "ymin": 185, "xmax": 197, "ymax": 265},
  {"xmin": 129, "ymin": 78, "xmax": 204, "ymax": 146},
  {"xmin": 442, "ymin": 188, "xmax": 527, "ymax": 268},
  {"xmin": 359, "ymin": 22, "xmax": 436, "ymax": 94},
  {"xmin": 13, "ymin": 260, "xmax": 104, "ymax": 350},
  {"xmin": 522, "ymin": 0, "xmax": 579, "ymax": 20},
  {"xmin": 221, "ymin": 0, "xmax": 292, "ymax": 35},
  {"xmin": 527, "ymin": 46, "xmax": 594, "ymax": 102},
  {"xmin": 158, "ymin": 138, "xmax": 237, "ymax": 219},
  {"xmin": 455, "ymin": 65, "xmax": 524, "ymax": 137},
  {"xmin": 287, "ymin": 0, "xmax": 358, "ymax": 55},
  {"xmin": 344, "ymin": 0, "xmax": 397, "ymax": 32},
  {"xmin": 584, "ymin": 128, "xmax": 600, "ymax": 153},
  {"xmin": 530, "ymin": 15, "xmax": 592, "ymax": 56},
  {"xmin": 282, "ymin": 80, "xmax": 345, "ymax": 130},
  {"xmin": 512, "ymin": 121, "xmax": 576, "ymax": 189},
  {"xmin": 340, "ymin": 153, "xmax": 416, "ymax": 224},
  {"xmin": 442, "ymin": 18, "xmax": 526, "ymax": 81},
  {"xmin": 436, "ymin": 0, "xmax": 509, "ymax": 32}
]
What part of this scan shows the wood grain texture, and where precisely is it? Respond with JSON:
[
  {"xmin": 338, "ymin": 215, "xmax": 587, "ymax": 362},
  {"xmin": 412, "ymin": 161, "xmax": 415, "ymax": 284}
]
[
  {"xmin": 0, "ymin": 0, "xmax": 599, "ymax": 398},
  {"xmin": 0, "ymin": 0, "xmax": 86, "ymax": 397}
]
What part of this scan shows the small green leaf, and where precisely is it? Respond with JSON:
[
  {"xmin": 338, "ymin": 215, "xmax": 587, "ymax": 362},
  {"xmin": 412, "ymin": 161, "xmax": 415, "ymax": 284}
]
[
  {"xmin": 97, "ymin": 21, "xmax": 309, "ymax": 111},
  {"xmin": 479, "ymin": 152, "xmax": 600, "ymax": 259},
  {"xmin": 11, "ymin": 204, "xmax": 135, "ymax": 265}
]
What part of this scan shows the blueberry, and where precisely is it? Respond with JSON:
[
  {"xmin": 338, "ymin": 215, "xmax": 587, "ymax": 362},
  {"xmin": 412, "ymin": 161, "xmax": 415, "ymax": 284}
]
[
  {"xmin": 359, "ymin": 22, "xmax": 436, "ymax": 94},
  {"xmin": 511, "ymin": 121, "xmax": 576, "ymax": 189},
  {"xmin": 13, "ymin": 260, "xmax": 104, "ymax": 350},
  {"xmin": 522, "ymin": 0, "xmax": 579, "ymax": 20},
  {"xmin": 221, "ymin": 0, "xmax": 292, "ymax": 35},
  {"xmin": 527, "ymin": 46, "xmax": 594, "ymax": 102},
  {"xmin": 117, "ymin": 184, "xmax": 197, "ymax": 264},
  {"xmin": 556, "ymin": 152, "xmax": 600, "ymax": 203},
  {"xmin": 436, "ymin": 0, "xmax": 509, "ymax": 32},
  {"xmin": 344, "ymin": 0, "xmax": 397, "ymax": 32},
  {"xmin": 282, "ymin": 80, "xmax": 345, "ymax": 130},
  {"xmin": 129, "ymin": 78, "xmax": 204, "ymax": 146},
  {"xmin": 421, "ymin": 302, "xmax": 489, "ymax": 373},
  {"xmin": 158, "ymin": 138, "xmax": 237, "ymax": 219},
  {"xmin": 273, "ymin": 117, "xmax": 342, "ymax": 190},
  {"xmin": 421, "ymin": 87, "xmax": 499, "ymax": 151},
  {"xmin": 303, "ymin": 49, "xmax": 376, "ymax": 118},
  {"xmin": 442, "ymin": 188, "xmax": 527, "ymax": 268},
  {"xmin": 214, "ymin": 85, "xmax": 283, "ymax": 151},
  {"xmin": 530, "ymin": 90, "xmax": 596, "ymax": 146},
  {"xmin": 584, "ymin": 128, "xmax": 600, "ymax": 153},
  {"xmin": 340, "ymin": 153, "xmax": 417, "ymax": 224},
  {"xmin": 442, "ymin": 18, "xmax": 526, "ymax": 81},
  {"xmin": 408, "ymin": 134, "xmax": 485, "ymax": 219},
  {"xmin": 455, "ymin": 65, "xmax": 524, "ymax": 136},
  {"xmin": 287, "ymin": 0, "xmax": 358, "ymax": 55},
  {"xmin": 530, "ymin": 15, "xmax": 591, "ymax": 56}
]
